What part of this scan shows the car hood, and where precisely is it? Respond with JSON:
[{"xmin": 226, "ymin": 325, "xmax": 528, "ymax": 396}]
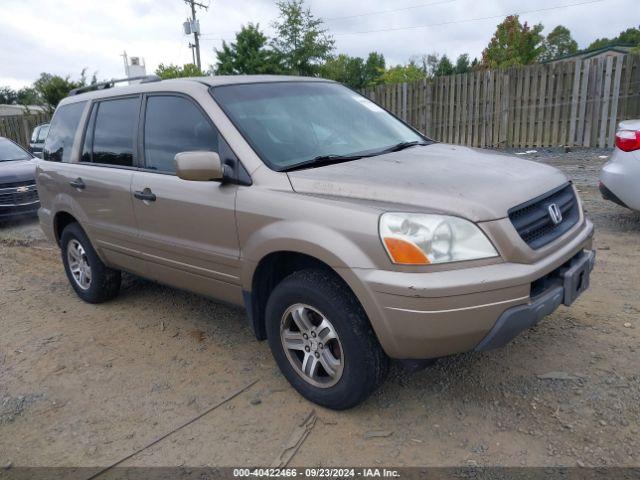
[
  {"xmin": 286, "ymin": 143, "xmax": 568, "ymax": 222},
  {"xmin": 0, "ymin": 159, "xmax": 37, "ymax": 184}
]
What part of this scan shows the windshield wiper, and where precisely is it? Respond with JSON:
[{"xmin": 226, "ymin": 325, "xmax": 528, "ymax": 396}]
[
  {"xmin": 282, "ymin": 140, "xmax": 430, "ymax": 172},
  {"xmin": 379, "ymin": 140, "xmax": 429, "ymax": 154},
  {"xmin": 283, "ymin": 153, "xmax": 366, "ymax": 172}
]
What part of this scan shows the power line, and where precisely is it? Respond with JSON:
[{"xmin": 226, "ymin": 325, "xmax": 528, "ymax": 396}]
[
  {"xmin": 198, "ymin": 1, "xmax": 457, "ymax": 37},
  {"xmin": 334, "ymin": 0, "xmax": 606, "ymax": 36},
  {"xmin": 323, "ymin": 0, "xmax": 457, "ymax": 22}
]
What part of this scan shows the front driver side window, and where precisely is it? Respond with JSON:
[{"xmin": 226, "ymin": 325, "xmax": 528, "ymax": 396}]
[{"xmin": 143, "ymin": 95, "xmax": 219, "ymax": 173}]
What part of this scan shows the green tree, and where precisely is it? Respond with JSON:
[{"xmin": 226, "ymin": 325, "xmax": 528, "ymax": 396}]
[
  {"xmin": 379, "ymin": 62, "xmax": 426, "ymax": 84},
  {"xmin": 588, "ymin": 26, "xmax": 640, "ymax": 50},
  {"xmin": 588, "ymin": 37, "xmax": 612, "ymax": 50},
  {"xmin": 320, "ymin": 54, "xmax": 364, "ymax": 89},
  {"xmin": 215, "ymin": 23, "xmax": 280, "ymax": 75},
  {"xmin": 416, "ymin": 53, "xmax": 441, "ymax": 78},
  {"xmin": 271, "ymin": 0, "xmax": 335, "ymax": 76},
  {"xmin": 321, "ymin": 52, "xmax": 385, "ymax": 89},
  {"xmin": 155, "ymin": 63, "xmax": 204, "ymax": 80},
  {"xmin": 481, "ymin": 15, "xmax": 544, "ymax": 68},
  {"xmin": 619, "ymin": 26, "xmax": 640, "ymax": 46},
  {"xmin": 539, "ymin": 25, "xmax": 578, "ymax": 61},
  {"xmin": 454, "ymin": 54, "xmax": 471, "ymax": 74},
  {"xmin": 435, "ymin": 55, "xmax": 454, "ymax": 76},
  {"xmin": 34, "ymin": 71, "xmax": 87, "ymax": 113},
  {"xmin": 363, "ymin": 52, "xmax": 386, "ymax": 86},
  {"xmin": 0, "ymin": 86, "xmax": 18, "ymax": 104},
  {"xmin": 17, "ymin": 87, "xmax": 41, "ymax": 105}
]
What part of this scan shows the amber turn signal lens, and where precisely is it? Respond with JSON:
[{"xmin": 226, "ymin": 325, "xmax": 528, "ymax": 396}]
[{"xmin": 383, "ymin": 237, "xmax": 430, "ymax": 265}]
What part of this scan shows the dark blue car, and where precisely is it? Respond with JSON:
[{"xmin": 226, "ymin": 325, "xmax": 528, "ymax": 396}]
[{"xmin": 0, "ymin": 137, "xmax": 39, "ymax": 220}]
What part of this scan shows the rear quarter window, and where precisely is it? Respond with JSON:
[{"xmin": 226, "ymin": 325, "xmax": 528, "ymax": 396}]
[{"xmin": 43, "ymin": 102, "xmax": 86, "ymax": 162}]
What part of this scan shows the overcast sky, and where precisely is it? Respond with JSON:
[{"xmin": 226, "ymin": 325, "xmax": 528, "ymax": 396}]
[{"xmin": 1, "ymin": 0, "xmax": 636, "ymax": 89}]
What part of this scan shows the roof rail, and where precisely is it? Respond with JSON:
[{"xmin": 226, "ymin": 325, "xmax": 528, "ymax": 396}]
[{"xmin": 68, "ymin": 75, "xmax": 162, "ymax": 96}]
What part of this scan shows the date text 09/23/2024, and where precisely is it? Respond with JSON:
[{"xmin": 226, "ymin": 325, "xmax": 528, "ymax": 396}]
[{"xmin": 233, "ymin": 468, "xmax": 400, "ymax": 478}]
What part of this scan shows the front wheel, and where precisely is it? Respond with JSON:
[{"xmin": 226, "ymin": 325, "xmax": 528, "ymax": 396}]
[
  {"xmin": 60, "ymin": 223, "xmax": 121, "ymax": 303},
  {"xmin": 266, "ymin": 269, "xmax": 388, "ymax": 410}
]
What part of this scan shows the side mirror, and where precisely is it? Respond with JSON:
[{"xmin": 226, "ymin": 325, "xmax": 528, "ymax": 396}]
[{"xmin": 174, "ymin": 151, "xmax": 224, "ymax": 181}]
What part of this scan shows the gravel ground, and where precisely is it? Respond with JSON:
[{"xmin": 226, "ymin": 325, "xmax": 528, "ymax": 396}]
[{"xmin": 0, "ymin": 148, "xmax": 639, "ymax": 468}]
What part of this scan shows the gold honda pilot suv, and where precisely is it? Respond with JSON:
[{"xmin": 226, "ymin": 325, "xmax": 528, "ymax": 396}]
[{"xmin": 37, "ymin": 75, "xmax": 595, "ymax": 409}]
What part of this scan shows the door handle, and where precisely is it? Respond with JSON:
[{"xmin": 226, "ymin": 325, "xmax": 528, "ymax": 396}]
[
  {"xmin": 134, "ymin": 189, "xmax": 156, "ymax": 202},
  {"xmin": 69, "ymin": 178, "xmax": 85, "ymax": 190}
]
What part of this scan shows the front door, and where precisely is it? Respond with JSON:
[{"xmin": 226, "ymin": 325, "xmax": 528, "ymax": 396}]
[{"xmin": 131, "ymin": 93, "xmax": 242, "ymax": 304}]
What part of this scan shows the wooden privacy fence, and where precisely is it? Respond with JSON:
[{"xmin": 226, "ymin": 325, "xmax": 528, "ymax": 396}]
[
  {"xmin": 362, "ymin": 54, "xmax": 640, "ymax": 149},
  {"xmin": 0, "ymin": 112, "xmax": 51, "ymax": 149}
]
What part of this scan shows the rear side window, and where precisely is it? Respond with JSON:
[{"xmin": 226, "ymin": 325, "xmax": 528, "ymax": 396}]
[
  {"xmin": 143, "ymin": 95, "xmax": 218, "ymax": 173},
  {"xmin": 89, "ymin": 97, "xmax": 139, "ymax": 167},
  {"xmin": 43, "ymin": 102, "xmax": 86, "ymax": 162}
]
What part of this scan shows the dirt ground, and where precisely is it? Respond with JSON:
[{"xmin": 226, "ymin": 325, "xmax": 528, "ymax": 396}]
[{"xmin": 1, "ymin": 148, "xmax": 639, "ymax": 469}]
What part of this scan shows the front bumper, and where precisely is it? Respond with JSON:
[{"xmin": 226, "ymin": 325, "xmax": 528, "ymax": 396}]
[
  {"xmin": 350, "ymin": 219, "xmax": 594, "ymax": 359},
  {"xmin": 0, "ymin": 201, "xmax": 40, "ymax": 220},
  {"xmin": 474, "ymin": 249, "xmax": 595, "ymax": 351}
]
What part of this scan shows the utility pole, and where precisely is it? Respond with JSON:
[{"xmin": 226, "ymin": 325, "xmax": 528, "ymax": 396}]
[
  {"xmin": 184, "ymin": 0, "xmax": 208, "ymax": 71},
  {"xmin": 188, "ymin": 42, "xmax": 196, "ymax": 65}
]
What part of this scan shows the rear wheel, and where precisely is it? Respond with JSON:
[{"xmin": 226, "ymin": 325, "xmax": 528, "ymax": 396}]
[
  {"xmin": 60, "ymin": 223, "xmax": 121, "ymax": 303},
  {"xmin": 266, "ymin": 269, "xmax": 388, "ymax": 410}
]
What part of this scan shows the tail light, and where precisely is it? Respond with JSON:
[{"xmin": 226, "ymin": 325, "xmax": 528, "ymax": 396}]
[{"xmin": 615, "ymin": 129, "xmax": 640, "ymax": 152}]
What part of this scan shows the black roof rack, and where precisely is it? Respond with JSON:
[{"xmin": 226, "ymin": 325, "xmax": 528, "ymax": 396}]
[{"xmin": 68, "ymin": 75, "xmax": 162, "ymax": 96}]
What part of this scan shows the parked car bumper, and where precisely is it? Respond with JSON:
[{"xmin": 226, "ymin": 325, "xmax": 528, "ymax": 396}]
[
  {"xmin": 349, "ymin": 219, "xmax": 594, "ymax": 360},
  {"xmin": 599, "ymin": 181, "xmax": 630, "ymax": 209},
  {"xmin": 0, "ymin": 200, "xmax": 40, "ymax": 220},
  {"xmin": 600, "ymin": 151, "xmax": 640, "ymax": 211},
  {"xmin": 0, "ymin": 182, "xmax": 40, "ymax": 220}
]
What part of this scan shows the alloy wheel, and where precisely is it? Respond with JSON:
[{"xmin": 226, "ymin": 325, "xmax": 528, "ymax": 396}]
[
  {"xmin": 67, "ymin": 239, "xmax": 92, "ymax": 290},
  {"xmin": 280, "ymin": 303, "xmax": 344, "ymax": 388}
]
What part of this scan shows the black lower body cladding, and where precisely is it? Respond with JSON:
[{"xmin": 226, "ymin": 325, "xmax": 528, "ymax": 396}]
[{"xmin": 475, "ymin": 250, "xmax": 595, "ymax": 352}]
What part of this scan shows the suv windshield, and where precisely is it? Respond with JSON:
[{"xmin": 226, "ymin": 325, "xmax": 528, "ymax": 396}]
[
  {"xmin": 211, "ymin": 81, "xmax": 428, "ymax": 171},
  {"xmin": 0, "ymin": 138, "xmax": 32, "ymax": 162}
]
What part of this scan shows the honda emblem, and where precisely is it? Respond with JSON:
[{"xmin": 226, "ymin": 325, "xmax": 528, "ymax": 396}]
[{"xmin": 548, "ymin": 203, "xmax": 563, "ymax": 225}]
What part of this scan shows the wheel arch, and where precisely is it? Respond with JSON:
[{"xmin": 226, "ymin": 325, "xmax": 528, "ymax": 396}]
[
  {"xmin": 53, "ymin": 211, "xmax": 79, "ymax": 246},
  {"xmin": 245, "ymin": 250, "xmax": 371, "ymax": 342}
]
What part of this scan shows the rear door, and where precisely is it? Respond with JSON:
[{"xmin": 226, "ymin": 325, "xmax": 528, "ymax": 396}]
[
  {"xmin": 131, "ymin": 93, "xmax": 242, "ymax": 303},
  {"xmin": 61, "ymin": 95, "xmax": 143, "ymax": 273}
]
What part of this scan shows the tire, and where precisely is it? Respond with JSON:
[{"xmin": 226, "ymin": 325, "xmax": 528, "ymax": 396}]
[
  {"xmin": 60, "ymin": 223, "xmax": 121, "ymax": 303},
  {"xmin": 266, "ymin": 269, "xmax": 389, "ymax": 410}
]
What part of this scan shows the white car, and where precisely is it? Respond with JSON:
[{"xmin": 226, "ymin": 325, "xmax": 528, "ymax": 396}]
[{"xmin": 600, "ymin": 120, "xmax": 640, "ymax": 211}]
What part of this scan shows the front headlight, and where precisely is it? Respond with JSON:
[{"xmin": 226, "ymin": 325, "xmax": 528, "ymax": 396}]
[{"xmin": 379, "ymin": 212, "xmax": 498, "ymax": 265}]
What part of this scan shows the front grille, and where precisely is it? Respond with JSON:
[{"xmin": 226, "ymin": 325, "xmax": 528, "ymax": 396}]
[
  {"xmin": 0, "ymin": 180, "xmax": 34, "ymax": 189},
  {"xmin": 509, "ymin": 183, "xmax": 579, "ymax": 250},
  {"xmin": 0, "ymin": 183, "xmax": 39, "ymax": 206}
]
